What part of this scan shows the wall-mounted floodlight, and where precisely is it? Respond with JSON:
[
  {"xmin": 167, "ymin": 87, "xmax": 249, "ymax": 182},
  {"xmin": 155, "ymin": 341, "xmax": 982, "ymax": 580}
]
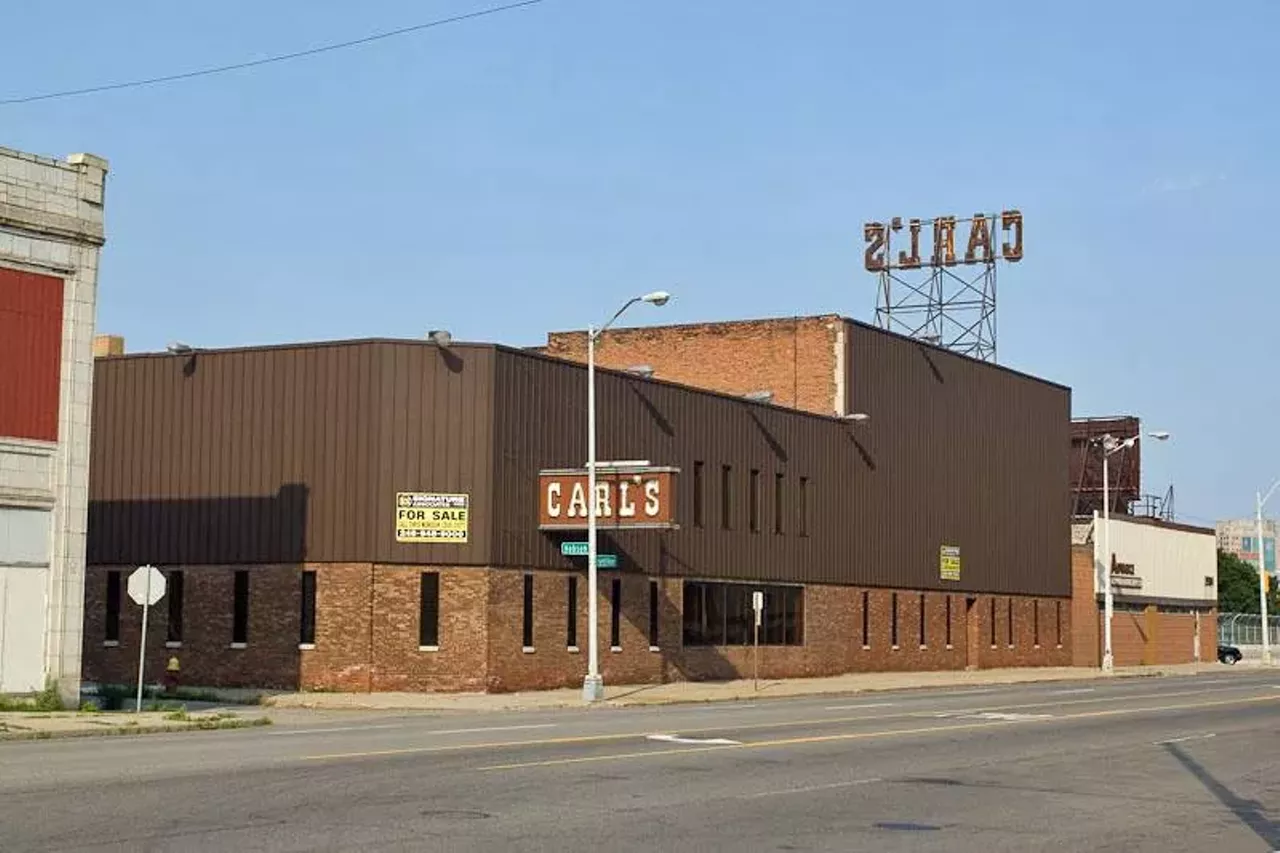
[
  {"xmin": 625, "ymin": 364, "xmax": 655, "ymax": 378},
  {"xmin": 427, "ymin": 330, "xmax": 452, "ymax": 348},
  {"xmin": 743, "ymin": 390, "xmax": 774, "ymax": 403},
  {"xmin": 166, "ymin": 342, "xmax": 193, "ymax": 354}
]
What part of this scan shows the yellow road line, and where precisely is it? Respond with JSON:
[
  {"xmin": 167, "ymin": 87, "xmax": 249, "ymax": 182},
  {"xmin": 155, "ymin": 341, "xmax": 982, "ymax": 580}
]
[
  {"xmin": 474, "ymin": 693, "xmax": 1280, "ymax": 772},
  {"xmin": 300, "ymin": 684, "xmax": 1272, "ymax": 763}
]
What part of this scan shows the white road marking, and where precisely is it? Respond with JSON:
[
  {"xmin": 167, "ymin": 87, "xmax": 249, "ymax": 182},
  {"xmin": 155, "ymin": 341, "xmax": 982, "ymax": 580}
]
[
  {"xmin": 1049, "ymin": 688, "xmax": 1095, "ymax": 695},
  {"xmin": 824, "ymin": 702, "xmax": 896, "ymax": 711},
  {"xmin": 938, "ymin": 688, "xmax": 997, "ymax": 697},
  {"xmin": 745, "ymin": 777, "xmax": 882, "ymax": 798},
  {"xmin": 1154, "ymin": 733, "xmax": 1216, "ymax": 745},
  {"xmin": 270, "ymin": 722, "xmax": 559, "ymax": 737},
  {"xmin": 646, "ymin": 734, "xmax": 741, "ymax": 746},
  {"xmin": 269, "ymin": 724, "xmax": 407, "ymax": 736},
  {"xmin": 687, "ymin": 703, "xmax": 758, "ymax": 711},
  {"xmin": 427, "ymin": 724, "xmax": 558, "ymax": 736},
  {"xmin": 932, "ymin": 711, "xmax": 1053, "ymax": 722}
]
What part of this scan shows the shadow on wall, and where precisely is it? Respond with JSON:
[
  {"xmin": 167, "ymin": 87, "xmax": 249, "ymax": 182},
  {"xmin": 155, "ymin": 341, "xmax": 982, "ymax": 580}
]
[
  {"xmin": 84, "ymin": 485, "xmax": 310, "ymax": 692},
  {"xmin": 88, "ymin": 484, "xmax": 309, "ymax": 565}
]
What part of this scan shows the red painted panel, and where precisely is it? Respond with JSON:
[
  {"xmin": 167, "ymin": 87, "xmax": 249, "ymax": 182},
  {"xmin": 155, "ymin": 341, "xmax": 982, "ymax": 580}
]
[{"xmin": 0, "ymin": 266, "xmax": 64, "ymax": 441}]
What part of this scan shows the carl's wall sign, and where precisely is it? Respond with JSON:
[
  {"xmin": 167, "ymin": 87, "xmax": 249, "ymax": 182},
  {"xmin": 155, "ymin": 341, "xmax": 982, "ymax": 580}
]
[{"xmin": 538, "ymin": 467, "xmax": 679, "ymax": 530}]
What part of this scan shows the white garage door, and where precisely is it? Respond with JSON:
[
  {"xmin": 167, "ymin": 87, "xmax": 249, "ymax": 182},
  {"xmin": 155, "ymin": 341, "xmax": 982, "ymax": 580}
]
[
  {"xmin": 0, "ymin": 507, "xmax": 51, "ymax": 693},
  {"xmin": 0, "ymin": 567, "xmax": 48, "ymax": 692}
]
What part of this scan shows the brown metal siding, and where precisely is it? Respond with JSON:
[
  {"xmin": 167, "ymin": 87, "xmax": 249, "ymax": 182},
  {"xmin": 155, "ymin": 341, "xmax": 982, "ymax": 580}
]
[
  {"xmin": 492, "ymin": 330, "xmax": 1069, "ymax": 597},
  {"xmin": 842, "ymin": 322, "xmax": 1071, "ymax": 596},
  {"xmin": 88, "ymin": 341, "xmax": 495, "ymax": 567}
]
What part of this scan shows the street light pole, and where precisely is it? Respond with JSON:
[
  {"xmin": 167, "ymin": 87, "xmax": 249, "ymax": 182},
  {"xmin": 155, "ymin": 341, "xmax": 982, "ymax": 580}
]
[
  {"xmin": 1255, "ymin": 478, "xmax": 1280, "ymax": 667},
  {"xmin": 582, "ymin": 290, "xmax": 671, "ymax": 703},
  {"xmin": 1102, "ymin": 446, "xmax": 1113, "ymax": 672},
  {"xmin": 584, "ymin": 323, "xmax": 601, "ymax": 701},
  {"xmin": 1099, "ymin": 430, "xmax": 1169, "ymax": 673}
]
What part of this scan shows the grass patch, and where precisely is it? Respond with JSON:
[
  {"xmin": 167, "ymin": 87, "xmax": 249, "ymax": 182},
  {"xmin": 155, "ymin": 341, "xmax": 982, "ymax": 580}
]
[{"xmin": 0, "ymin": 680, "xmax": 65, "ymax": 712}]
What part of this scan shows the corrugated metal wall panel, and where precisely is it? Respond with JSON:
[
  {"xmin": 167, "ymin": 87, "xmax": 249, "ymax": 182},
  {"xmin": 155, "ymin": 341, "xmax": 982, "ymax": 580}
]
[
  {"xmin": 370, "ymin": 343, "xmax": 494, "ymax": 566},
  {"xmin": 0, "ymin": 267, "xmax": 64, "ymax": 442},
  {"xmin": 88, "ymin": 341, "xmax": 496, "ymax": 568},
  {"xmin": 491, "ymin": 327, "xmax": 1069, "ymax": 597}
]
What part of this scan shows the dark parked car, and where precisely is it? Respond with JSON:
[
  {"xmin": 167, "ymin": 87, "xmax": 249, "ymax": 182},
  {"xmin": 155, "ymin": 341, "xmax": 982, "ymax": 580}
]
[{"xmin": 1218, "ymin": 644, "xmax": 1243, "ymax": 664}]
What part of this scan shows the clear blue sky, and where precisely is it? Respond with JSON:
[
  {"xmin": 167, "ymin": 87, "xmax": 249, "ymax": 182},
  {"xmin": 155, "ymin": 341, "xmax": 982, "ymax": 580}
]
[{"xmin": 3, "ymin": 0, "xmax": 1275, "ymax": 527}]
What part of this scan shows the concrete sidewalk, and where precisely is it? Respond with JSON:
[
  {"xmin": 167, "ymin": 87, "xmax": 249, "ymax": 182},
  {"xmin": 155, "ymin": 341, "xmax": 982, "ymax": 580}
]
[
  {"xmin": 264, "ymin": 661, "xmax": 1247, "ymax": 713},
  {"xmin": 0, "ymin": 708, "xmax": 272, "ymax": 742}
]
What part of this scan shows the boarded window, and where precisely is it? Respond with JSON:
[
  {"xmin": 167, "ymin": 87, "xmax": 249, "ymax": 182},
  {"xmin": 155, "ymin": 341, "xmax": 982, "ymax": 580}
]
[
  {"xmin": 105, "ymin": 571, "xmax": 121, "ymax": 643},
  {"xmin": 522, "ymin": 575, "xmax": 534, "ymax": 648},
  {"xmin": 232, "ymin": 571, "xmax": 249, "ymax": 645},
  {"xmin": 167, "ymin": 570, "xmax": 185, "ymax": 644},
  {"xmin": 299, "ymin": 571, "xmax": 316, "ymax": 646},
  {"xmin": 419, "ymin": 572, "xmax": 439, "ymax": 647}
]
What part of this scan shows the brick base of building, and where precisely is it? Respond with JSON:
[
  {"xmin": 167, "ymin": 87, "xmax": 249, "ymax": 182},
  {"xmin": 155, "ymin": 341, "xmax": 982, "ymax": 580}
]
[
  {"xmin": 82, "ymin": 564, "xmax": 1072, "ymax": 694},
  {"xmin": 1069, "ymin": 546, "xmax": 1217, "ymax": 667}
]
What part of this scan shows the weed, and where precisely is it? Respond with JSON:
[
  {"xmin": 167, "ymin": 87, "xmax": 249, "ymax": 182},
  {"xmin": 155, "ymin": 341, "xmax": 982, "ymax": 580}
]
[
  {"xmin": 33, "ymin": 680, "xmax": 64, "ymax": 712},
  {"xmin": 0, "ymin": 679, "xmax": 66, "ymax": 713},
  {"xmin": 163, "ymin": 709, "xmax": 191, "ymax": 722},
  {"xmin": 79, "ymin": 700, "xmax": 101, "ymax": 713}
]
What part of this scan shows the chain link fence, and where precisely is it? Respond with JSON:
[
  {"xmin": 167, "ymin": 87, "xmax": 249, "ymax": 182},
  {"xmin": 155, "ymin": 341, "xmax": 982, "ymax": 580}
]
[{"xmin": 1218, "ymin": 613, "xmax": 1280, "ymax": 647}]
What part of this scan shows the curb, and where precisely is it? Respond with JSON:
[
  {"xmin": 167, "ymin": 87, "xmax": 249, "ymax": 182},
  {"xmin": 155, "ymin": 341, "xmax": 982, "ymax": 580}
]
[{"xmin": 0, "ymin": 717, "xmax": 272, "ymax": 743}]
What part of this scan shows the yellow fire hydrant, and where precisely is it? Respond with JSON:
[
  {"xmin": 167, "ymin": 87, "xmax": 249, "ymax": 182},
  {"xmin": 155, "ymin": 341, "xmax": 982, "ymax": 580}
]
[{"xmin": 163, "ymin": 655, "xmax": 180, "ymax": 693}]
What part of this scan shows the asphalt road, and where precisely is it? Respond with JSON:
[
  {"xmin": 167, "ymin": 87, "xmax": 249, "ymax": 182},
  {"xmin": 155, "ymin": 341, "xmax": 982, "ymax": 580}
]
[{"xmin": 4, "ymin": 671, "xmax": 1279, "ymax": 852}]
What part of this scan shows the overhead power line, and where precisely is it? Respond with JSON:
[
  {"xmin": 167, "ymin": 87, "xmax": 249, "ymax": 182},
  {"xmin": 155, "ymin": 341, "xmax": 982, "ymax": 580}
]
[{"xmin": 0, "ymin": 0, "xmax": 544, "ymax": 106}]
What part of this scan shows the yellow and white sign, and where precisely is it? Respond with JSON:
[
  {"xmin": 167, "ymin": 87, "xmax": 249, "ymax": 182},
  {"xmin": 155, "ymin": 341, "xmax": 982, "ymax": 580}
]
[
  {"xmin": 396, "ymin": 492, "xmax": 470, "ymax": 543},
  {"xmin": 940, "ymin": 544, "xmax": 961, "ymax": 581}
]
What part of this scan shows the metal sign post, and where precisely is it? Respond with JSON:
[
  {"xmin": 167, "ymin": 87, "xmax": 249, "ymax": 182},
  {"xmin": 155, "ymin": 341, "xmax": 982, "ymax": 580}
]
[
  {"xmin": 752, "ymin": 591, "xmax": 764, "ymax": 691},
  {"xmin": 127, "ymin": 565, "xmax": 167, "ymax": 713}
]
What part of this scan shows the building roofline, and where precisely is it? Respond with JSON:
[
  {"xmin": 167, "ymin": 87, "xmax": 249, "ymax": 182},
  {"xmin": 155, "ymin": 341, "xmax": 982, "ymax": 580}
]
[
  {"xmin": 544, "ymin": 313, "xmax": 843, "ymax": 339},
  {"xmin": 1070, "ymin": 513, "xmax": 1215, "ymax": 538},
  {"xmin": 548, "ymin": 311, "xmax": 1071, "ymax": 393},
  {"xmin": 97, "ymin": 337, "xmax": 497, "ymax": 361},
  {"xmin": 494, "ymin": 342, "xmax": 872, "ymax": 425}
]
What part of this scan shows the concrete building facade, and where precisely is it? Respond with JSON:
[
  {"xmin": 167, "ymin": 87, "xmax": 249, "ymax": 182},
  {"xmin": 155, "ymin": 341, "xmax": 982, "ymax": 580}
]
[
  {"xmin": 82, "ymin": 326, "xmax": 1072, "ymax": 694},
  {"xmin": 0, "ymin": 146, "xmax": 108, "ymax": 700},
  {"xmin": 1069, "ymin": 515, "xmax": 1217, "ymax": 667},
  {"xmin": 1215, "ymin": 517, "xmax": 1276, "ymax": 574}
]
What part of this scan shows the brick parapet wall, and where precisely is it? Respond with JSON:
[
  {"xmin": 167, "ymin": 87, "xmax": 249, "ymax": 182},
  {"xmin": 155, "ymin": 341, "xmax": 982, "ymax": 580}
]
[{"xmin": 543, "ymin": 315, "xmax": 845, "ymax": 416}]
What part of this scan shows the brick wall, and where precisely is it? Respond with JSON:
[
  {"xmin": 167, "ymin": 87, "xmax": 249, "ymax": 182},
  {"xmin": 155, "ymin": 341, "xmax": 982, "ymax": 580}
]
[
  {"xmin": 486, "ymin": 572, "xmax": 1069, "ymax": 691},
  {"xmin": 543, "ymin": 315, "xmax": 845, "ymax": 415},
  {"xmin": 83, "ymin": 565, "xmax": 302, "ymax": 690},
  {"xmin": 83, "ymin": 564, "xmax": 1073, "ymax": 693},
  {"xmin": 1071, "ymin": 545, "xmax": 1100, "ymax": 667}
]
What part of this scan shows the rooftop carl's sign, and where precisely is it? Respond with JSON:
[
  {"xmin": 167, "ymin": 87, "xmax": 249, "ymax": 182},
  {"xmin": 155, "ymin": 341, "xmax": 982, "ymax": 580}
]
[{"xmin": 538, "ymin": 467, "xmax": 679, "ymax": 530}]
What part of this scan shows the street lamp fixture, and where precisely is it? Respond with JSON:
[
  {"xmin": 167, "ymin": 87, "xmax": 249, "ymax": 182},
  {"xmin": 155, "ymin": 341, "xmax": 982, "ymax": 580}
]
[
  {"xmin": 583, "ymin": 290, "xmax": 673, "ymax": 702},
  {"xmin": 743, "ymin": 390, "xmax": 774, "ymax": 403},
  {"xmin": 1098, "ymin": 430, "xmax": 1169, "ymax": 673},
  {"xmin": 842, "ymin": 412, "xmax": 870, "ymax": 423},
  {"xmin": 166, "ymin": 341, "xmax": 193, "ymax": 354},
  {"xmin": 1255, "ymin": 477, "xmax": 1280, "ymax": 666},
  {"xmin": 625, "ymin": 365, "xmax": 655, "ymax": 379}
]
